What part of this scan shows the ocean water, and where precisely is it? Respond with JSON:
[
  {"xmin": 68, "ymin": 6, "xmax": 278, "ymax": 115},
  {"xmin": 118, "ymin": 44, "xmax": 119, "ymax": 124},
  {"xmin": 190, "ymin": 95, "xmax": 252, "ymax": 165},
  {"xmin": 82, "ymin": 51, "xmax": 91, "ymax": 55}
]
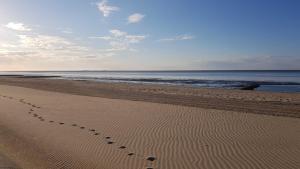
[{"xmin": 1, "ymin": 70, "xmax": 300, "ymax": 93}]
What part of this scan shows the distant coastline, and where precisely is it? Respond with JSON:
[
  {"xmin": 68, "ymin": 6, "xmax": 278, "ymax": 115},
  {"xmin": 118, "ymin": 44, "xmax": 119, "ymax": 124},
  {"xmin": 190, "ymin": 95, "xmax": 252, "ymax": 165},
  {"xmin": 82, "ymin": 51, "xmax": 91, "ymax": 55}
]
[{"xmin": 1, "ymin": 69, "xmax": 300, "ymax": 73}]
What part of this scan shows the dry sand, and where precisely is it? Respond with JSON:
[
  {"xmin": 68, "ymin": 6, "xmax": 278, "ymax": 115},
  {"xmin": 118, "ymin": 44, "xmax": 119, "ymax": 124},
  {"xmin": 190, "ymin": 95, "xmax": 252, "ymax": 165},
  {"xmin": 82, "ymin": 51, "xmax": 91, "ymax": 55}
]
[{"xmin": 0, "ymin": 79, "xmax": 300, "ymax": 168}]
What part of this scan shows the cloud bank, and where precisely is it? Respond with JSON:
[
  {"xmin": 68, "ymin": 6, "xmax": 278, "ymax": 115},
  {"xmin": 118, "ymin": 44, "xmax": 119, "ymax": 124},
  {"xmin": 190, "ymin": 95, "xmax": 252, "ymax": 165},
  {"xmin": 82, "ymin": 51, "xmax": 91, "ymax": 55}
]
[{"xmin": 0, "ymin": 23, "xmax": 112, "ymax": 66}]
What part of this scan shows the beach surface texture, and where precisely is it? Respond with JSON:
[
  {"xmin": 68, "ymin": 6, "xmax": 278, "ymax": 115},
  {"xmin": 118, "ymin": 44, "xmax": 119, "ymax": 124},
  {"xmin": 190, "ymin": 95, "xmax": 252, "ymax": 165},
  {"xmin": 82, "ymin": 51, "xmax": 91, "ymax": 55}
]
[{"xmin": 0, "ymin": 77, "xmax": 300, "ymax": 169}]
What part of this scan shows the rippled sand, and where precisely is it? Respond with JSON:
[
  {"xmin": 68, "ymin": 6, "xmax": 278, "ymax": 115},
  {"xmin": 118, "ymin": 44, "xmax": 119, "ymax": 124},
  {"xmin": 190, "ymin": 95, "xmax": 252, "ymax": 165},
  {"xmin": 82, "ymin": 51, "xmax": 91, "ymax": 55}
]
[{"xmin": 0, "ymin": 85, "xmax": 299, "ymax": 169}]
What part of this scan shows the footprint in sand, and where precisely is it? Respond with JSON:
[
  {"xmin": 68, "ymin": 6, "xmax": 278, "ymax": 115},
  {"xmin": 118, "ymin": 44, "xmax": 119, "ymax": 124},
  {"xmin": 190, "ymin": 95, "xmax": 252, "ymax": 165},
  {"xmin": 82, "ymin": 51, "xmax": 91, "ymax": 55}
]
[
  {"xmin": 4, "ymin": 96, "xmax": 159, "ymax": 165},
  {"xmin": 146, "ymin": 156, "xmax": 156, "ymax": 162},
  {"xmin": 127, "ymin": 153, "xmax": 134, "ymax": 156},
  {"xmin": 107, "ymin": 141, "xmax": 114, "ymax": 144}
]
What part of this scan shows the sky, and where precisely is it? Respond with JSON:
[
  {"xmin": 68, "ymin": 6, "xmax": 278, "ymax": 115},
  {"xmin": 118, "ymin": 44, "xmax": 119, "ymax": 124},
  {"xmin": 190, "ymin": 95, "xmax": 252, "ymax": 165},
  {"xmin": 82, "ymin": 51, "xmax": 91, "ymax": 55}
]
[{"xmin": 0, "ymin": 0, "xmax": 299, "ymax": 70}]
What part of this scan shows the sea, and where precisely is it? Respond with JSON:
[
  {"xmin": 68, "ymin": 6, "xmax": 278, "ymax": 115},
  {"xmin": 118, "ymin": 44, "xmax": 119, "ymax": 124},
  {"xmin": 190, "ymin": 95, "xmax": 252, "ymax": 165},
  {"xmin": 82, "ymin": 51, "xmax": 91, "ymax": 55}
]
[{"xmin": 1, "ymin": 70, "xmax": 300, "ymax": 93}]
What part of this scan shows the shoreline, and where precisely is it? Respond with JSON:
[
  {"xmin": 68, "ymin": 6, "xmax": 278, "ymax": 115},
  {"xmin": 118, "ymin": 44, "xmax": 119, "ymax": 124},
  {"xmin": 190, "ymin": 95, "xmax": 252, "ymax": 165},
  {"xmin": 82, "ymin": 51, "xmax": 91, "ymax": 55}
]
[
  {"xmin": 1, "ymin": 74, "xmax": 300, "ymax": 93},
  {"xmin": 0, "ymin": 77, "xmax": 300, "ymax": 118}
]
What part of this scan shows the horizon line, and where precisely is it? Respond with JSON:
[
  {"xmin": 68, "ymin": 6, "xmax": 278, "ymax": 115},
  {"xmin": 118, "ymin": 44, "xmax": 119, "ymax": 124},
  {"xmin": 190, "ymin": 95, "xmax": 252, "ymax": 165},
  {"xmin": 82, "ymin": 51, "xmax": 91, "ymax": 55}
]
[{"xmin": 1, "ymin": 69, "xmax": 300, "ymax": 72}]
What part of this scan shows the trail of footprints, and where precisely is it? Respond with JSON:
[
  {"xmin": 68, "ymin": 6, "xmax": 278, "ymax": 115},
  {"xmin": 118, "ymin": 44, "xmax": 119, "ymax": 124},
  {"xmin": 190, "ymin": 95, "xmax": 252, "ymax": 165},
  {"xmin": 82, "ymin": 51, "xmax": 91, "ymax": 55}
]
[{"xmin": 0, "ymin": 94, "xmax": 157, "ymax": 169}]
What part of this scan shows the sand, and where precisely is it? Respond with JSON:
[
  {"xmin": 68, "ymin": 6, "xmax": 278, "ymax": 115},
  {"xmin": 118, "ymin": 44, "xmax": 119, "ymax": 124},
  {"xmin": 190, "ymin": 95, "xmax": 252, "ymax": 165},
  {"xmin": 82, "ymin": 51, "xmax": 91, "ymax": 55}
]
[
  {"xmin": 0, "ymin": 77, "xmax": 299, "ymax": 118},
  {"xmin": 0, "ymin": 152, "xmax": 20, "ymax": 169},
  {"xmin": 0, "ymin": 79, "xmax": 300, "ymax": 168}
]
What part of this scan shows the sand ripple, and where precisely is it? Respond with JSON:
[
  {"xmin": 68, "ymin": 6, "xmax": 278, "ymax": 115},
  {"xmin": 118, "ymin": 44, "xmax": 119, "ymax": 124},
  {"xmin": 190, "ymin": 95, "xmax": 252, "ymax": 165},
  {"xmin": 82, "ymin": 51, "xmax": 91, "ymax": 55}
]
[{"xmin": 0, "ymin": 85, "xmax": 299, "ymax": 169}]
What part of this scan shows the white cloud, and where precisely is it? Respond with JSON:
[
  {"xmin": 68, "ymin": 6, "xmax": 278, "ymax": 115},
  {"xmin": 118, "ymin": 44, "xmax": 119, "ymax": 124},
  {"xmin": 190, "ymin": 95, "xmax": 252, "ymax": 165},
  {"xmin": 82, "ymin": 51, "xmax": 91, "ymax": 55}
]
[
  {"xmin": 125, "ymin": 35, "xmax": 146, "ymax": 43},
  {"xmin": 110, "ymin": 29, "xmax": 127, "ymax": 37},
  {"xmin": 18, "ymin": 35, "xmax": 73, "ymax": 50},
  {"xmin": 61, "ymin": 29, "xmax": 73, "ymax": 34},
  {"xmin": 0, "ymin": 43, "xmax": 17, "ymax": 48},
  {"xmin": 91, "ymin": 29, "xmax": 146, "ymax": 51},
  {"xmin": 159, "ymin": 34, "xmax": 195, "ymax": 42},
  {"xmin": 128, "ymin": 13, "xmax": 145, "ymax": 24},
  {"xmin": 62, "ymin": 30, "xmax": 73, "ymax": 34},
  {"xmin": 56, "ymin": 27, "xmax": 73, "ymax": 34},
  {"xmin": 0, "ymin": 33, "xmax": 111, "ymax": 64},
  {"xmin": 5, "ymin": 22, "xmax": 31, "ymax": 31},
  {"xmin": 89, "ymin": 36, "xmax": 112, "ymax": 40},
  {"xmin": 97, "ymin": 0, "xmax": 119, "ymax": 17}
]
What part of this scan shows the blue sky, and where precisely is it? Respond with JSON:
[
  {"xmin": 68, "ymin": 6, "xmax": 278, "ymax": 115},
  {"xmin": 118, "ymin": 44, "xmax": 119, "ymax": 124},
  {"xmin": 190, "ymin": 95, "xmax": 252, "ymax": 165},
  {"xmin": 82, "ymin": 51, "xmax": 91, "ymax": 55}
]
[{"xmin": 0, "ymin": 0, "xmax": 299, "ymax": 70}]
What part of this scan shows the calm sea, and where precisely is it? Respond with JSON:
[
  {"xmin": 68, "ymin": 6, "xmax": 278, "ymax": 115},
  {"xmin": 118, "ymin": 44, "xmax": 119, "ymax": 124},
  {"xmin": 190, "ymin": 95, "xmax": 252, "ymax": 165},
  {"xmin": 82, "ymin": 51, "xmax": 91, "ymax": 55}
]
[{"xmin": 1, "ymin": 70, "xmax": 300, "ymax": 93}]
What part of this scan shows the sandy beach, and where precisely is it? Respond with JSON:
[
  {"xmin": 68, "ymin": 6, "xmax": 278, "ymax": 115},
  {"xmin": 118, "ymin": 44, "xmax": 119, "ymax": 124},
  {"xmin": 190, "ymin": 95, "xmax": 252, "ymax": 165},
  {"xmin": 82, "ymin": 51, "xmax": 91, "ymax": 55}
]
[{"xmin": 0, "ymin": 77, "xmax": 300, "ymax": 169}]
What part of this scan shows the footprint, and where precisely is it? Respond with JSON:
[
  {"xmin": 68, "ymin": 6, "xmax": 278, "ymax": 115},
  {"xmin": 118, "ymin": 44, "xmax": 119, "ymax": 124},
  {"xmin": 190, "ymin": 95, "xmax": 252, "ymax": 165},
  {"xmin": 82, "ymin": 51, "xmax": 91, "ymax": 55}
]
[
  {"xmin": 146, "ymin": 157, "xmax": 156, "ymax": 162},
  {"xmin": 2, "ymin": 96, "xmax": 159, "ymax": 165},
  {"xmin": 119, "ymin": 146, "xmax": 126, "ymax": 149},
  {"xmin": 107, "ymin": 141, "xmax": 114, "ymax": 144},
  {"xmin": 127, "ymin": 153, "xmax": 134, "ymax": 156}
]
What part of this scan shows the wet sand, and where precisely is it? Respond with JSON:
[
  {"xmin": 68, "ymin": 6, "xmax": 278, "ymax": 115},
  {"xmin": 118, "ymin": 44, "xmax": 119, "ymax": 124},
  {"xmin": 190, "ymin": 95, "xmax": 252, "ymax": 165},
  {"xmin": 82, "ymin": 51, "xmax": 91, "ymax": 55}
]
[{"xmin": 0, "ymin": 77, "xmax": 300, "ymax": 169}]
